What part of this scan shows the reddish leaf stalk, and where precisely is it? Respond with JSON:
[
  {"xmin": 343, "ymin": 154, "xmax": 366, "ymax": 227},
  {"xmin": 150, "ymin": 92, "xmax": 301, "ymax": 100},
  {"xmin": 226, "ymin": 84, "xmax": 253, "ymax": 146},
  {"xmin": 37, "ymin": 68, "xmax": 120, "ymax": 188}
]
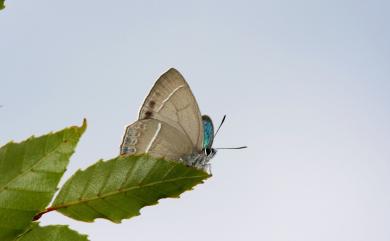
[{"xmin": 32, "ymin": 207, "xmax": 57, "ymax": 221}]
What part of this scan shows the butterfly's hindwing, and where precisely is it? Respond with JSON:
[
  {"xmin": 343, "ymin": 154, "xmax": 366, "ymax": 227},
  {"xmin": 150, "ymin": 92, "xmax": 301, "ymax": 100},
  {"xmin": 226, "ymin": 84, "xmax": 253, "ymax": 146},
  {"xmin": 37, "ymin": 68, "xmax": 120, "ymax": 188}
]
[{"xmin": 121, "ymin": 119, "xmax": 193, "ymax": 161}]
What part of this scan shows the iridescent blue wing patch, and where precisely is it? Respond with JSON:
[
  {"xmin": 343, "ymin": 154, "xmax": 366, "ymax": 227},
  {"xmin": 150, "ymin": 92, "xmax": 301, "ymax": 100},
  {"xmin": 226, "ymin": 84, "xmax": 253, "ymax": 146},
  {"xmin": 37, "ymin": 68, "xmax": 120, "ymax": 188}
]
[{"xmin": 202, "ymin": 115, "xmax": 214, "ymax": 149}]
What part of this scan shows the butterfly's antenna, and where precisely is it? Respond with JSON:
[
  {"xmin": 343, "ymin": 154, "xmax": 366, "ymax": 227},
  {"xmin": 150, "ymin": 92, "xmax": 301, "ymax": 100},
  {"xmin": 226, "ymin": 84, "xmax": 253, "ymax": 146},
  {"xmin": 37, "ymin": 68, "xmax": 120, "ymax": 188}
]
[
  {"xmin": 214, "ymin": 115, "xmax": 226, "ymax": 139},
  {"xmin": 216, "ymin": 146, "xmax": 247, "ymax": 150},
  {"xmin": 213, "ymin": 115, "xmax": 247, "ymax": 150}
]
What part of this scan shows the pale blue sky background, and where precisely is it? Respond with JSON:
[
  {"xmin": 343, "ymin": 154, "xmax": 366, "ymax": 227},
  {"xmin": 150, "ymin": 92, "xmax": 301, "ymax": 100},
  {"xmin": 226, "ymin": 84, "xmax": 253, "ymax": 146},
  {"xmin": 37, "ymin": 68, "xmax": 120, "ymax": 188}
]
[{"xmin": 1, "ymin": 1, "xmax": 390, "ymax": 241}]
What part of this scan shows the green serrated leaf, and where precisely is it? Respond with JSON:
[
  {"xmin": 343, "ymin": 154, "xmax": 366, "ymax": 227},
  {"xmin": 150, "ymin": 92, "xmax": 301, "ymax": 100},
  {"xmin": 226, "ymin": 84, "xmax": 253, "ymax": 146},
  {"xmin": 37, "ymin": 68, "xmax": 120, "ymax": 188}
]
[
  {"xmin": 16, "ymin": 223, "xmax": 89, "ymax": 241},
  {"xmin": 0, "ymin": 120, "xmax": 86, "ymax": 241},
  {"xmin": 0, "ymin": 0, "xmax": 4, "ymax": 10},
  {"xmin": 52, "ymin": 154, "xmax": 210, "ymax": 223}
]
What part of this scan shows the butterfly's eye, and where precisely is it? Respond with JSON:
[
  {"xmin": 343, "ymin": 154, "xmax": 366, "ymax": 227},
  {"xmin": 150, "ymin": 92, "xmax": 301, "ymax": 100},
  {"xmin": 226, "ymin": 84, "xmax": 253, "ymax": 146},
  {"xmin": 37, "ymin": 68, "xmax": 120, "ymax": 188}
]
[{"xmin": 205, "ymin": 148, "xmax": 212, "ymax": 156}]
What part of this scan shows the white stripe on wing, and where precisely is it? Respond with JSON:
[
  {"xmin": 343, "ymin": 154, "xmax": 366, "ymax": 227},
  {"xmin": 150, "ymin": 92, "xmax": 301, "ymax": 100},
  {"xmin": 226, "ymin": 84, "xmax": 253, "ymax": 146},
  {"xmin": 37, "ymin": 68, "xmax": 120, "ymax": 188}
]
[
  {"xmin": 156, "ymin": 85, "xmax": 185, "ymax": 112},
  {"xmin": 145, "ymin": 122, "xmax": 162, "ymax": 153}
]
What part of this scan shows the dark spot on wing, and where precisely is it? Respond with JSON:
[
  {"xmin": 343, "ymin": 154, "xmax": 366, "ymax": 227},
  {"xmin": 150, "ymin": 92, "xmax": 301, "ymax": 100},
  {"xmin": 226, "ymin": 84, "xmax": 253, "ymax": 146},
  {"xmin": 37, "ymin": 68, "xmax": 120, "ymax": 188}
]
[
  {"xmin": 149, "ymin": 100, "xmax": 156, "ymax": 108},
  {"xmin": 144, "ymin": 111, "xmax": 153, "ymax": 118}
]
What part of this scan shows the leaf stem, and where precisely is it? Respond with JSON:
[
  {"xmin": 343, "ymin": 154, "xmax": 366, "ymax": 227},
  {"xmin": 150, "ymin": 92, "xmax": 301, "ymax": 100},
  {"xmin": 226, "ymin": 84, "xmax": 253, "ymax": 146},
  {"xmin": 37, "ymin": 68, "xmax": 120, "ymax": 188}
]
[{"xmin": 32, "ymin": 207, "xmax": 57, "ymax": 221}]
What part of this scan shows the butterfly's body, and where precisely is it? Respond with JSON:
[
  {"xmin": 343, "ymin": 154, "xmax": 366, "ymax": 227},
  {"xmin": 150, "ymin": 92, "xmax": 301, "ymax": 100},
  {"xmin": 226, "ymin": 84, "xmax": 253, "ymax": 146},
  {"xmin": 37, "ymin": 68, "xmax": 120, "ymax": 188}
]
[
  {"xmin": 120, "ymin": 68, "xmax": 216, "ymax": 170},
  {"xmin": 181, "ymin": 148, "xmax": 216, "ymax": 170}
]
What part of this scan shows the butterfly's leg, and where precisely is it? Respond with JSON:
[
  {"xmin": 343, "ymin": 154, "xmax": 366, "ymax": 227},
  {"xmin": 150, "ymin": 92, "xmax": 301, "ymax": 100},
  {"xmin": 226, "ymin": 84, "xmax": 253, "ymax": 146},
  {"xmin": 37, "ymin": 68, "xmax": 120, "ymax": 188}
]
[{"xmin": 203, "ymin": 164, "xmax": 212, "ymax": 174}]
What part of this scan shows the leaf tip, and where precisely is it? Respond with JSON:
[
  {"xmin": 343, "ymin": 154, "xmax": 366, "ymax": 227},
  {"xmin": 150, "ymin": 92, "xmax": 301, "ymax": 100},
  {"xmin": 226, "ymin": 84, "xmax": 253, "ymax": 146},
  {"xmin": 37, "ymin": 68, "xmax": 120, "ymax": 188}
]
[{"xmin": 80, "ymin": 118, "xmax": 87, "ymax": 132}]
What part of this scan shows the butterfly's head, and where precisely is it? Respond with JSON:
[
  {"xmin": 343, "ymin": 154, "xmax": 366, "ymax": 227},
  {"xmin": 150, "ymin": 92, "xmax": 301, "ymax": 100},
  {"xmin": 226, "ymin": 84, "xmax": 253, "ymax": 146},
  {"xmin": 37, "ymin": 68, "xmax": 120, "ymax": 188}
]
[{"xmin": 204, "ymin": 147, "xmax": 217, "ymax": 159}]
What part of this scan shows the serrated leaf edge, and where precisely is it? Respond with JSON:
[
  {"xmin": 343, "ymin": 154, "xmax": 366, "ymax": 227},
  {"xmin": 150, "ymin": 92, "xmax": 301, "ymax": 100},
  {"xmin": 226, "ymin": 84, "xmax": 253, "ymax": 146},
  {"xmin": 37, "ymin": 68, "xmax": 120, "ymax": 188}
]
[{"xmin": 0, "ymin": 119, "xmax": 87, "ymax": 192}]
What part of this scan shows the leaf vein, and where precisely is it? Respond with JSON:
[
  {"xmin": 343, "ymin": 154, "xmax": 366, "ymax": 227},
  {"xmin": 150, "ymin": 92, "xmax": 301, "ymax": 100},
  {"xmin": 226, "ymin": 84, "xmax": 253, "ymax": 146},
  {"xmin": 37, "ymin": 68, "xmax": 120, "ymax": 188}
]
[{"xmin": 53, "ymin": 175, "xmax": 205, "ymax": 210}]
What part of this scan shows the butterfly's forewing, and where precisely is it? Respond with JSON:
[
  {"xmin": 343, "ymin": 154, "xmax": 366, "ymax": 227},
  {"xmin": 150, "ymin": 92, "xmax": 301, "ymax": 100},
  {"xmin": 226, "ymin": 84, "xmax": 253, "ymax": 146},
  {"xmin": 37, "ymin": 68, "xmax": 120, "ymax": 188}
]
[
  {"xmin": 120, "ymin": 119, "xmax": 193, "ymax": 160},
  {"xmin": 202, "ymin": 115, "xmax": 214, "ymax": 149},
  {"xmin": 138, "ymin": 68, "xmax": 203, "ymax": 151}
]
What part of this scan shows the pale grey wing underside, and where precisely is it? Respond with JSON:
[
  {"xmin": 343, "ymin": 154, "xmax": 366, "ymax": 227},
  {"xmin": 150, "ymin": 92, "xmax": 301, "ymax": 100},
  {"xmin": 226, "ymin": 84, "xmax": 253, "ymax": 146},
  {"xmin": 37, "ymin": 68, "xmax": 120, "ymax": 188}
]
[
  {"xmin": 120, "ymin": 119, "xmax": 193, "ymax": 161},
  {"xmin": 138, "ymin": 68, "xmax": 203, "ymax": 151}
]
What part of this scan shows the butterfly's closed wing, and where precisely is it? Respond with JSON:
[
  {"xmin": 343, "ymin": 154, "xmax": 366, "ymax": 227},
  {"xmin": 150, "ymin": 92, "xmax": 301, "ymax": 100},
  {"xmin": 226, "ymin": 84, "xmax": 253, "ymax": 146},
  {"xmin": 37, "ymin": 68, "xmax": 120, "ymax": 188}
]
[
  {"xmin": 120, "ymin": 119, "xmax": 193, "ymax": 161},
  {"xmin": 138, "ymin": 68, "xmax": 203, "ymax": 151}
]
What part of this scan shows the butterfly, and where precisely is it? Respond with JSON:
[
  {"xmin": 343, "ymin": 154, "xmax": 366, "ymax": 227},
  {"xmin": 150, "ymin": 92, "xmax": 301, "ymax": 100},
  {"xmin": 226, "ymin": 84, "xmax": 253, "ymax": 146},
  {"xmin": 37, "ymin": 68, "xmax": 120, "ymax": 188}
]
[{"xmin": 120, "ymin": 68, "xmax": 217, "ymax": 170}]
